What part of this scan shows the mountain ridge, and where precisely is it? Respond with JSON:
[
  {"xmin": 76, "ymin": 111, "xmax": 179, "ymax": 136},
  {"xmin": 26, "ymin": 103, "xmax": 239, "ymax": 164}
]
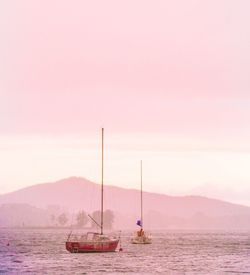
[
  {"xmin": 1, "ymin": 176, "xmax": 247, "ymax": 206},
  {"xmin": 1, "ymin": 177, "xmax": 250, "ymax": 229}
]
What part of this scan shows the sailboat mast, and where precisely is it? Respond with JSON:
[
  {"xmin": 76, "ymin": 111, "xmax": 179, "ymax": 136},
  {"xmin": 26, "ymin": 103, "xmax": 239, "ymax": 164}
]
[
  {"xmin": 141, "ymin": 160, "xmax": 143, "ymax": 228},
  {"xmin": 101, "ymin": 128, "xmax": 104, "ymax": 235}
]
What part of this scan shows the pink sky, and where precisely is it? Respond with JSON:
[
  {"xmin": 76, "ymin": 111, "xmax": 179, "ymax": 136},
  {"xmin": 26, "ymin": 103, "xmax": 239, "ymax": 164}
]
[{"xmin": 1, "ymin": 1, "xmax": 250, "ymax": 204}]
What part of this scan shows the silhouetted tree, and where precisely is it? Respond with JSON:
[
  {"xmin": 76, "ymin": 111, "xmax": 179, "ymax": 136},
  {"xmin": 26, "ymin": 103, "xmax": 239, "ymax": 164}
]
[
  {"xmin": 104, "ymin": 209, "xmax": 114, "ymax": 230},
  {"xmin": 90, "ymin": 210, "xmax": 114, "ymax": 230},
  {"xmin": 76, "ymin": 210, "xmax": 88, "ymax": 228},
  {"xmin": 57, "ymin": 213, "xmax": 68, "ymax": 227},
  {"xmin": 50, "ymin": 214, "xmax": 55, "ymax": 226},
  {"xmin": 91, "ymin": 210, "xmax": 101, "ymax": 230}
]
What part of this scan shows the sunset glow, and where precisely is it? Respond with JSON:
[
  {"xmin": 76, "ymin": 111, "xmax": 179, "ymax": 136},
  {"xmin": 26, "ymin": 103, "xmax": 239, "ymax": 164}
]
[{"xmin": 1, "ymin": 0, "xmax": 250, "ymax": 205}]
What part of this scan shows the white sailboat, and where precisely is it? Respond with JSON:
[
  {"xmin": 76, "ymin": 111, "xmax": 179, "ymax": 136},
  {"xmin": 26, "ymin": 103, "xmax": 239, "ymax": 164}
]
[{"xmin": 131, "ymin": 160, "xmax": 152, "ymax": 244}]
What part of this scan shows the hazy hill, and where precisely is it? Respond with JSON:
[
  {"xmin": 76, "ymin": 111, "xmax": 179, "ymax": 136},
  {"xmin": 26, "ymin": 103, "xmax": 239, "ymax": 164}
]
[
  {"xmin": 1, "ymin": 177, "xmax": 250, "ymax": 229},
  {"xmin": 0, "ymin": 203, "xmax": 50, "ymax": 227}
]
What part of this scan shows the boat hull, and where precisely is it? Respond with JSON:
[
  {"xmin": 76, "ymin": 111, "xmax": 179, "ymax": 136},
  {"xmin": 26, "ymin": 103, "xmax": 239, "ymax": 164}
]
[
  {"xmin": 131, "ymin": 239, "xmax": 152, "ymax": 244},
  {"xmin": 131, "ymin": 236, "xmax": 152, "ymax": 244},
  {"xmin": 131, "ymin": 234, "xmax": 152, "ymax": 244},
  {"xmin": 66, "ymin": 239, "xmax": 119, "ymax": 253},
  {"xmin": 131, "ymin": 231, "xmax": 152, "ymax": 244}
]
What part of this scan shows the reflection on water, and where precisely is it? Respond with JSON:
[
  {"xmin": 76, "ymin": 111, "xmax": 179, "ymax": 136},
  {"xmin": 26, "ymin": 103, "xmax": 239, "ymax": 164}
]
[{"xmin": 0, "ymin": 228, "xmax": 250, "ymax": 274}]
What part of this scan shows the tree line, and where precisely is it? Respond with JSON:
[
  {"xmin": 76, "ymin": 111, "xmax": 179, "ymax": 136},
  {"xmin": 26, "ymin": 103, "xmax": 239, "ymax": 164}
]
[{"xmin": 54, "ymin": 209, "xmax": 114, "ymax": 229}]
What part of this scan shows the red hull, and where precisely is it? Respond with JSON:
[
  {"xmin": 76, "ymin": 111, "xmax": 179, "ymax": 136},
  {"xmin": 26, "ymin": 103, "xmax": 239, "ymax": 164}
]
[{"xmin": 66, "ymin": 240, "xmax": 119, "ymax": 253}]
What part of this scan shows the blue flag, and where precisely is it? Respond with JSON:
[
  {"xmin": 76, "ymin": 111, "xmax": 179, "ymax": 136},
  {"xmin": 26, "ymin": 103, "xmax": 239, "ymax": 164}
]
[{"xmin": 136, "ymin": 220, "xmax": 142, "ymax": 227}]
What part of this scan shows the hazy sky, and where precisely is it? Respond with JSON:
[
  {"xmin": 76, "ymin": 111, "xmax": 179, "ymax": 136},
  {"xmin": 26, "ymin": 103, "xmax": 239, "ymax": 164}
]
[{"xmin": 1, "ymin": 1, "xmax": 250, "ymax": 205}]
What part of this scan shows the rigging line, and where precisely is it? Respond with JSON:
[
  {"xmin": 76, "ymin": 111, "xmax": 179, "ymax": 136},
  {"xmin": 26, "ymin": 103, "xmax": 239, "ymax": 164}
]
[{"xmin": 88, "ymin": 214, "xmax": 101, "ymax": 229}]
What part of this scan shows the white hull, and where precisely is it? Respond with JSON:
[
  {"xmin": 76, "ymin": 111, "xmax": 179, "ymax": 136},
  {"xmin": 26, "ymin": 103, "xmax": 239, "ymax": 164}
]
[
  {"xmin": 131, "ymin": 236, "xmax": 152, "ymax": 244},
  {"xmin": 131, "ymin": 239, "xmax": 152, "ymax": 244}
]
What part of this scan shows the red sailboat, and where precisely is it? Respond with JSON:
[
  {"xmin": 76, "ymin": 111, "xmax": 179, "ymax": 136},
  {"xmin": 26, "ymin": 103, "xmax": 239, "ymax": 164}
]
[{"xmin": 66, "ymin": 128, "xmax": 120, "ymax": 253}]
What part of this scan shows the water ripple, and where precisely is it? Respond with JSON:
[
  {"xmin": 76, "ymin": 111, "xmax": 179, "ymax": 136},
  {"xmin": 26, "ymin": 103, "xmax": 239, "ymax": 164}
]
[{"xmin": 0, "ymin": 228, "xmax": 250, "ymax": 274}]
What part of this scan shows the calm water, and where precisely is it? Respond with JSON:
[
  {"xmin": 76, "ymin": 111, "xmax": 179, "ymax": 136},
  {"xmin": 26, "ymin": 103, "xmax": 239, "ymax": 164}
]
[{"xmin": 0, "ymin": 228, "xmax": 250, "ymax": 274}]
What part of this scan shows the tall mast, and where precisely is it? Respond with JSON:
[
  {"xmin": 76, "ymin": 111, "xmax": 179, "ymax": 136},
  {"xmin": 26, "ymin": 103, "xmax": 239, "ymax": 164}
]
[
  {"xmin": 101, "ymin": 128, "xmax": 104, "ymax": 235},
  {"xmin": 141, "ymin": 160, "xmax": 143, "ymax": 229}
]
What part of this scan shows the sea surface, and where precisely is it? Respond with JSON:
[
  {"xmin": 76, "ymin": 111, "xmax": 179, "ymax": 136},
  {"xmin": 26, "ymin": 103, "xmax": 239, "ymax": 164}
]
[{"xmin": 0, "ymin": 228, "xmax": 250, "ymax": 274}]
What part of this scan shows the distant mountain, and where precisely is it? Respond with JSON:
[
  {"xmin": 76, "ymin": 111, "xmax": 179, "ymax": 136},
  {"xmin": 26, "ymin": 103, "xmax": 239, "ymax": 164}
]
[
  {"xmin": 1, "ymin": 177, "xmax": 250, "ymax": 229},
  {"xmin": 189, "ymin": 183, "xmax": 250, "ymax": 207}
]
